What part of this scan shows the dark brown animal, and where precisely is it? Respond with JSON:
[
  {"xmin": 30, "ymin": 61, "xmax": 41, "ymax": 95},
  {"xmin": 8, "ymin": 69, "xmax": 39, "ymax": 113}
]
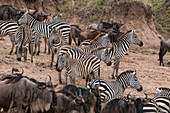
[
  {"xmin": 79, "ymin": 30, "xmax": 100, "ymax": 45},
  {"xmin": 70, "ymin": 25, "xmax": 82, "ymax": 46},
  {"xmin": 32, "ymin": 10, "xmax": 50, "ymax": 22},
  {"xmin": 57, "ymin": 84, "xmax": 101, "ymax": 113},
  {"xmin": 0, "ymin": 5, "xmax": 24, "ymax": 21},
  {"xmin": 0, "ymin": 75, "xmax": 56, "ymax": 113},
  {"xmin": 159, "ymin": 38, "xmax": 170, "ymax": 66}
]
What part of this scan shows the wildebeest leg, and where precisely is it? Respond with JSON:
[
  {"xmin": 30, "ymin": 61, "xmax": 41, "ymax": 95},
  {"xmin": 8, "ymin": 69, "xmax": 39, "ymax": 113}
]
[
  {"xmin": 159, "ymin": 47, "xmax": 167, "ymax": 66},
  {"xmin": 69, "ymin": 33, "xmax": 72, "ymax": 45},
  {"xmin": 7, "ymin": 100, "xmax": 14, "ymax": 113},
  {"xmin": 50, "ymin": 48, "xmax": 54, "ymax": 69},
  {"xmin": 17, "ymin": 104, "xmax": 25, "ymax": 113}
]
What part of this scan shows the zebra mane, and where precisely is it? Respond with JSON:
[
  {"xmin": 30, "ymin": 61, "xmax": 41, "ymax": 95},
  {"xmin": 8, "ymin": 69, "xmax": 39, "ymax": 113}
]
[
  {"xmin": 157, "ymin": 87, "xmax": 170, "ymax": 91},
  {"xmin": 117, "ymin": 30, "xmax": 132, "ymax": 41},
  {"xmin": 117, "ymin": 70, "xmax": 135, "ymax": 78},
  {"xmin": 90, "ymin": 46, "xmax": 107, "ymax": 53},
  {"xmin": 89, "ymin": 33, "xmax": 106, "ymax": 45}
]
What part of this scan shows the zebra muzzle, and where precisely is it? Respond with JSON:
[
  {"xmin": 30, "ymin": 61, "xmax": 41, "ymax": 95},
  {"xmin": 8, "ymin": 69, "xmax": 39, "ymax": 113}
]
[
  {"xmin": 139, "ymin": 41, "xmax": 143, "ymax": 47},
  {"xmin": 56, "ymin": 66, "xmax": 62, "ymax": 72},
  {"xmin": 107, "ymin": 61, "xmax": 112, "ymax": 66},
  {"xmin": 17, "ymin": 57, "xmax": 21, "ymax": 61},
  {"xmin": 137, "ymin": 86, "xmax": 143, "ymax": 92}
]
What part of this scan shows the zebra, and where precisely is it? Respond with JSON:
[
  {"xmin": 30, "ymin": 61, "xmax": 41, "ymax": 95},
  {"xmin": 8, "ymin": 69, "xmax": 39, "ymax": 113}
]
[
  {"xmin": 87, "ymin": 70, "xmax": 143, "ymax": 103},
  {"xmin": 15, "ymin": 24, "xmax": 35, "ymax": 63},
  {"xmin": 56, "ymin": 52, "xmax": 101, "ymax": 87},
  {"xmin": 0, "ymin": 21, "xmax": 18, "ymax": 54},
  {"xmin": 159, "ymin": 38, "xmax": 170, "ymax": 66},
  {"xmin": 49, "ymin": 27, "xmax": 65, "ymax": 68},
  {"xmin": 56, "ymin": 46, "xmax": 112, "ymax": 84},
  {"xmin": 109, "ymin": 30, "xmax": 143, "ymax": 79},
  {"xmin": 55, "ymin": 33, "xmax": 111, "ymax": 83},
  {"xmin": 155, "ymin": 87, "xmax": 170, "ymax": 97},
  {"xmin": 17, "ymin": 11, "xmax": 70, "ymax": 55}
]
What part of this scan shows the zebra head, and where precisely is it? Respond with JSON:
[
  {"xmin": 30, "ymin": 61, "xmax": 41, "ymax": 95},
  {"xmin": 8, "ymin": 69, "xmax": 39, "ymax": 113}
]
[
  {"xmin": 56, "ymin": 52, "xmax": 69, "ymax": 72},
  {"xmin": 91, "ymin": 47, "xmax": 112, "ymax": 66},
  {"xmin": 129, "ymin": 71, "xmax": 143, "ymax": 92},
  {"xmin": 17, "ymin": 11, "xmax": 29, "ymax": 26},
  {"xmin": 128, "ymin": 30, "xmax": 143, "ymax": 47}
]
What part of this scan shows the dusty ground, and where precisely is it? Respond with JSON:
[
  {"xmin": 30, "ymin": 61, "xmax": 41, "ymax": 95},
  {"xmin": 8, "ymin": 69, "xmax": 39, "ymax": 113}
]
[{"xmin": 0, "ymin": 36, "xmax": 169, "ymax": 108}]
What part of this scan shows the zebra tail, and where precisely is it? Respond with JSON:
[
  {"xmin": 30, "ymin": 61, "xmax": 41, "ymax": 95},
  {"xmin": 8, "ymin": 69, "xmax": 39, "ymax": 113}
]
[{"xmin": 159, "ymin": 41, "xmax": 163, "ymax": 66}]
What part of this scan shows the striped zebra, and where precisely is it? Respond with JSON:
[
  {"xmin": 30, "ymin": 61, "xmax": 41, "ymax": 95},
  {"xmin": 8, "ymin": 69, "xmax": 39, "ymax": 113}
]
[
  {"xmin": 15, "ymin": 24, "xmax": 35, "ymax": 63},
  {"xmin": 56, "ymin": 33, "xmax": 111, "ymax": 83},
  {"xmin": 56, "ymin": 52, "xmax": 101, "ymax": 87},
  {"xmin": 49, "ymin": 27, "xmax": 65, "ymax": 68},
  {"xmin": 155, "ymin": 87, "xmax": 170, "ymax": 97},
  {"xmin": 142, "ymin": 88, "xmax": 170, "ymax": 113},
  {"xmin": 109, "ymin": 30, "xmax": 143, "ymax": 79},
  {"xmin": 17, "ymin": 11, "xmax": 70, "ymax": 55},
  {"xmin": 87, "ymin": 70, "xmax": 143, "ymax": 103},
  {"xmin": 0, "ymin": 21, "xmax": 18, "ymax": 54},
  {"xmin": 56, "ymin": 46, "xmax": 112, "ymax": 84}
]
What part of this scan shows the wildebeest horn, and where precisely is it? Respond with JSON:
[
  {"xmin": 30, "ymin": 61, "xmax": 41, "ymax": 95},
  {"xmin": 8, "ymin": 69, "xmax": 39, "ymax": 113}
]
[
  {"xmin": 144, "ymin": 92, "xmax": 148, "ymax": 99},
  {"xmin": 127, "ymin": 92, "xmax": 131, "ymax": 100},
  {"xmin": 12, "ymin": 67, "xmax": 24, "ymax": 76}
]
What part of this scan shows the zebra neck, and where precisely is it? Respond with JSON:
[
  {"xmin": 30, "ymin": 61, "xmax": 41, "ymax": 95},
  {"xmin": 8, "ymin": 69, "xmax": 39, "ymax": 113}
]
[
  {"xmin": 27, "ymin": 14, "xmax": 39, "ymax": 29},
  {"xmin": 116, "ymin": 76, "xmax": 129, "ymax": 91},
  {"xmin": 118, "ymin": 38, "xmax": 130, "ymax": 53}
]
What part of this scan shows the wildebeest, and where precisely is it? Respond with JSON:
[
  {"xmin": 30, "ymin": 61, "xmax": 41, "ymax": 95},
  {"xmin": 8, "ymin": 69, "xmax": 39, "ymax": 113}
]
[
  {"xmin": 0, "ymin": 5, "xmax": 24, "ymax": 21},
  {"xmin": 57, "ymin": 84, "xmax": 101, "ymax": 113},
  {"xmin": 69, "ymin": 25, "xmax": 83, "ymax": 46},
  {"xmin": 159, "ymin": 38, "xmax": 170, "ymax": 66},
  {"xmin": 0, "ymin": 75, "xmax": 56, "ymax": 113},
  {"xmin": 31, "ymin": 10, "xmax": 50, "ymax": 22},
  {"xmin": 100, "ymin": 92, "xmax": 149, "ymax": 113}
]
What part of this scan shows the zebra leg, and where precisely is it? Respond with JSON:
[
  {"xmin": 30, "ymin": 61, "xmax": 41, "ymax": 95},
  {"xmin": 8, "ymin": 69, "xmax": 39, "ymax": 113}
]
[
  {"xmin": 59, "ymin": 72, "xmax": 62, "ymax": 84},
  {"xmin": 29, "ymin": 43, "xmax": 31, "ymax": 54},
  {"xmin": 85, "ymin": 75, "xmax": 89, "ymax": 87},
  {"xmin": 69, "ymin": 74, "xmax": 75, "ymax": 85},
  {"xmin": 37, "ymin": 39, "xmax": 41, "ymax": 55},
  {"xmin": 24, "ymin": 47, "xmax": 27, "ymax": 62},
  {"xmin": 15, "ymin": 45, "xmax": 17, "ymax": 54},
  {"xmin": 115, "ymin": 59, "xmax": 120, "ymax": 78},
  {"xmin": 64, "ymin": 72, "xmax": 68, "ymax": 85},
  {"xmin": 48, "ymin": 38, "xmax": 51, "ymax": 55},
  {"xmin": 44, "ymin": 37, "xmax": 47, "ymax": 53},
  {"xmin": 50, "ymin": 48, "xmax": 54, "ymax": 69},
  {"xmin": 34, "ymin": 37, "xmax": 38, "ymax": 55},
  {"xmin": 31, "ymin": 41, "xmax": 34, "ymax": 63},
  {"xmin": 112, "ymin": 60, "xmax": 116, "ymax": 79},
  {"xmin": 8, "ymin": 34, "xmax": 15, "ymax": 55}
]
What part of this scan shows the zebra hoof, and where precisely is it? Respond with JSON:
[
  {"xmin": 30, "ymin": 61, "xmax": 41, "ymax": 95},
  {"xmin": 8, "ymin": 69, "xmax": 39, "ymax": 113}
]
[
  {"xmin": 36, "ymin": 52, "xmax": 40, "ymax": 56},
  {"xmin": 9, "ymin": 51, "xmax": 12, "ymax": 55},
  {"xmin": 112, "ymin": 75, "xmax": 115, "ymax": 79}
]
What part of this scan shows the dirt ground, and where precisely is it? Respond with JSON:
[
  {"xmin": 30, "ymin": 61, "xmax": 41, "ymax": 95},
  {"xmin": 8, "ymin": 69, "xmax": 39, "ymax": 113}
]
[{"xmin": 0, "ymin": 36, "xmax": 169, "ymax": 108}]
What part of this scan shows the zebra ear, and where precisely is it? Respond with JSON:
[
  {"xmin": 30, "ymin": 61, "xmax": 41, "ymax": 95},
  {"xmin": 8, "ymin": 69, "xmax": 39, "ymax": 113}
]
[
  {"xmin": 132, "ymin": 29, "xmax": 136, "ymax": 33},
  {"xmin": 156, "ymin": 87, "xmax": 161, "ymax": 93},
  {"xmin": 132, "ymin": 71, "xmax": 136, "ymax": 75}
]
